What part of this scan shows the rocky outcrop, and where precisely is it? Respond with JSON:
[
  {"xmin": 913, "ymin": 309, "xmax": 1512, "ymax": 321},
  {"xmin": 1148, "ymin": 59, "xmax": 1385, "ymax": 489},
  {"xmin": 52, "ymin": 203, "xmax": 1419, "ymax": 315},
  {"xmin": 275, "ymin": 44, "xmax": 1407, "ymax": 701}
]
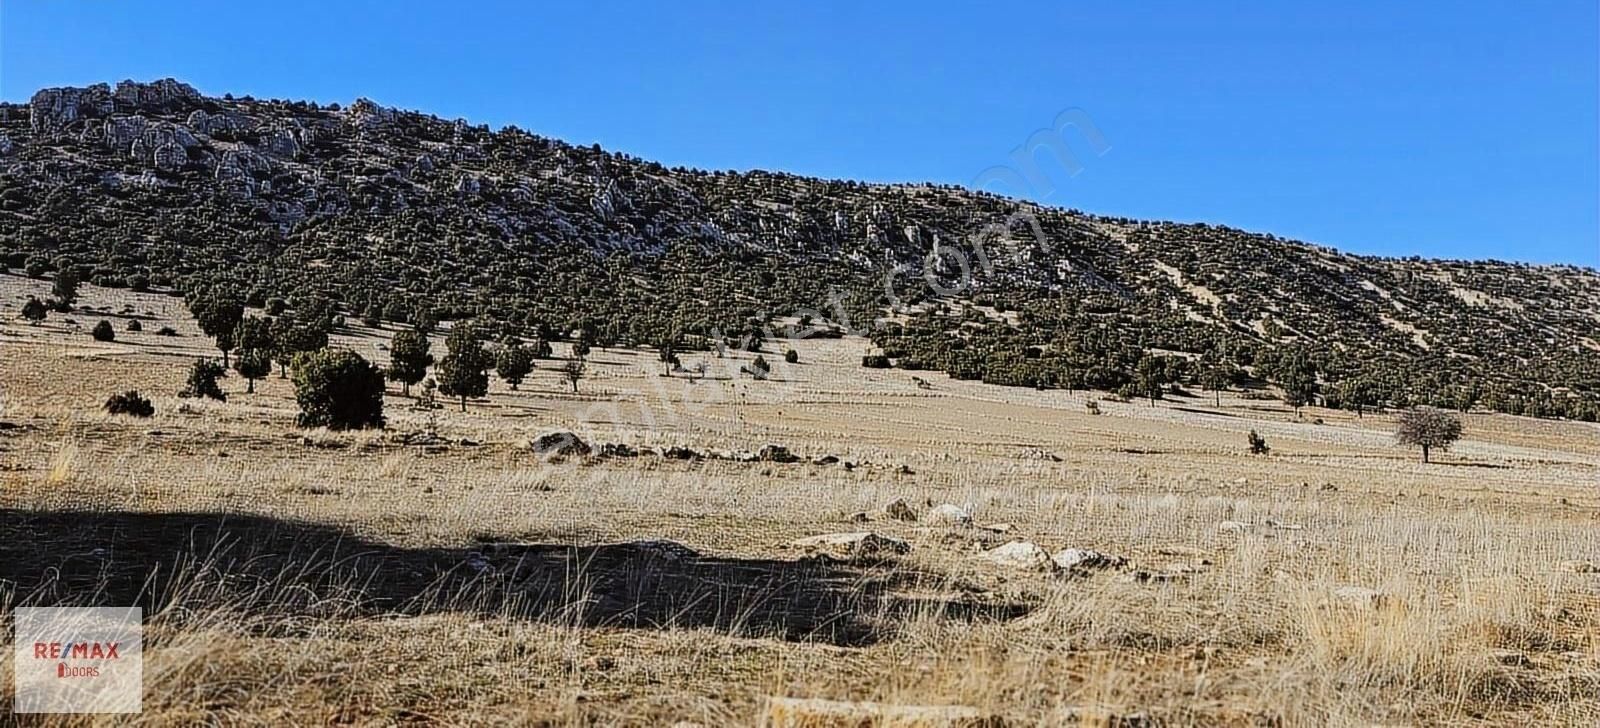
[
  {"xmin": 111, "ymin": 79, "xmax": 200, "ymax": 112},
  {"xmin": 30, "ymin": 83, "xmax": 114, "ymax": 134}
]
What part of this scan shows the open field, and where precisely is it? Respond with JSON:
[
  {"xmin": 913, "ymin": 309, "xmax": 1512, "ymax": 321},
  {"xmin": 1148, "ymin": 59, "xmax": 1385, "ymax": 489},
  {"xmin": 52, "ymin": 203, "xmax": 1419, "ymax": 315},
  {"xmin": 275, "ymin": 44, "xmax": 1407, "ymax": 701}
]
[{"xmin": 2, "ymin": 273, "xmax": 1598, "ymax": 726}]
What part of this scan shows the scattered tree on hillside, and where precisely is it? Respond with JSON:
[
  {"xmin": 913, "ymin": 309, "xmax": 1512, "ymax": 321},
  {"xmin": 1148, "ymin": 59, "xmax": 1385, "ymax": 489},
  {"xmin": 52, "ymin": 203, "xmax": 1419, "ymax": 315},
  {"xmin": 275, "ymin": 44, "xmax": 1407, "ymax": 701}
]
[
  {"xmin": 784, "ymin": 348, "xmax": 799, "ymax": 364},
  {"xmin": 291, "ymin": 348, "xmax": 386, "ymax": 430},
  {"xmin": 51, "ymin": 269, "xmax": 79, "ymax": 311},
  {"xmin": 1200, "ymin": 364, "xmax": 1231, "ymax": 406},
  {"xmin": 496, "ymin": 339, "xmax": 533, "ymax": 389},
  {"xmin": 187, "ymin": 288, "xmax": 245, "ymax": 367},
  {"xmin": 388, "ymin": 329, "xmax": 433, "ymax": 395},
  {"xmin": 271, "ymin": 316, "xmax": 329, "ymax": 377},
  {"xmin": 436, "ymin": 325, "xmax": 490, "ymax": 411},
  {"xmin": 91, "ymin": 320, "xmax": 115, "ymax": 342},
  {"xmin": 1396, "ymin": 407, "xmax": 1463, "ymax": 463},
  {"xmin": 561, "ymin": 357, "xmax": 586, "ymax": 393}
]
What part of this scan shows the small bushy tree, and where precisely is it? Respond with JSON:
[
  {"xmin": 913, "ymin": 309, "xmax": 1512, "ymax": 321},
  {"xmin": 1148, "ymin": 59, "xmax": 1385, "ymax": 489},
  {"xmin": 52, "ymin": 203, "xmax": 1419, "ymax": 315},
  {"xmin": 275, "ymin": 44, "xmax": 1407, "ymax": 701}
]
[
  {"xmin": 51, "ymin": 269, "xmax": 79, "ymax": 311},
  {"xmin": 1248, "ymin": 429, "xmax": 1270, "ymax": 455},
  {"xmin": 91, "ymin": 320, "xmax": 115, "ymax": 341},
  {"xmin": 436, "ymin": 325, "xmax": 489, "ymax": 411},
  {"xmin": 21, "ymin": 297, "xmax": 47, "ymax": 324},
  {"xmin": 496, "ymin": 339, "xmax": 534, "ymax": 389},
  {"xmin": 180, "ymin": 359, "xmax": 227, "ymax": 401},
  {"xmin": 291, "ymin": 349, "xmax": 386, "ymax": 430},
  {"xmin": 561, "ymin": 357, "xmax": 586, "ymax": 393},
  {"xmin": 104, "ymin": 390, "xmax": 154, "ymax": 418},
  {"xmin": 784, "ymin": 349, "xmax": 799, "ymax": 364},
  {"xmin": 743, "ymin": 354, "xmax": 770, "ymax": 381},
  {"xmin": 1396, "ymin": 407, "xmax": 1463, "ymax": 463},
  {"xmin": 187, "ymin": 288, "xmax": 244, "ymax": 367},
  {"xmin": 388, "ymin": 329, "xmax": 433, "ymax": 395}
]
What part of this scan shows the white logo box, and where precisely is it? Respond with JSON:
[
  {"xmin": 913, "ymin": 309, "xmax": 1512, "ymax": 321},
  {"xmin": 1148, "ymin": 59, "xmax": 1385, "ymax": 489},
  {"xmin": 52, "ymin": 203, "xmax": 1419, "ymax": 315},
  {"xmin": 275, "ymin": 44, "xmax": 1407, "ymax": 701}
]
[{"xmin": 12, "ymin": 607, "xmax": 143, "ymax": 714}]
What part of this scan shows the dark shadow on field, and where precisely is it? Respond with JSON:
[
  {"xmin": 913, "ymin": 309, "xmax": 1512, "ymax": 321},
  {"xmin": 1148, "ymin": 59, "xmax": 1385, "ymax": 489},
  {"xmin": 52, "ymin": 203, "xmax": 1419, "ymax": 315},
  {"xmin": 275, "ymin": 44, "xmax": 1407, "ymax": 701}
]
[{"xmin": 0, "ymin": 509, "xmax": 1027, "ymax": 647}]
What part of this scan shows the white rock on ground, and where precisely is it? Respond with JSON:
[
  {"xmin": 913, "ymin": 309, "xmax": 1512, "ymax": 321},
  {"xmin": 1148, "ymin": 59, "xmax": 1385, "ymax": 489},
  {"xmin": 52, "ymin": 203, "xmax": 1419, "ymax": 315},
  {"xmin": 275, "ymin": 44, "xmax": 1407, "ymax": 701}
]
[
  {"xmin": 927, "ymin": 503, "xmax": 972, "ymax": 525},
  {"xmin": 982, "ymin": 541, "xmax": 1055, "ymax": 571},
  {"xmin": 789, "ymin": 532, "xmax": 911, "ymax": 560},
  {"xmin": 1328, "ymin": 585, "xmax": 1396, "ymax": 610}
]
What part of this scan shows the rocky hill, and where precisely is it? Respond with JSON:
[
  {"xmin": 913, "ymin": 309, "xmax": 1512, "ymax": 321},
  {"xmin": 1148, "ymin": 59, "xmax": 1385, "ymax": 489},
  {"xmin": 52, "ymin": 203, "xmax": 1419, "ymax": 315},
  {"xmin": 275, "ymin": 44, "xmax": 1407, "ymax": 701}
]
[{"xmin": 2, "ymin": 79, "xmax": 1598, "ymax": 418}]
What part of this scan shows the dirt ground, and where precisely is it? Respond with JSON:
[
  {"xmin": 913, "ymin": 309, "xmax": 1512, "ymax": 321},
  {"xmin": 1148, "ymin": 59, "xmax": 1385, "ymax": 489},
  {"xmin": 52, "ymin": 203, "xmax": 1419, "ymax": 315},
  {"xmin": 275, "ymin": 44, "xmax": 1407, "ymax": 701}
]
[{"xmin": 1, "ymin": 273, "xmax": 1597, "ymax": 726}]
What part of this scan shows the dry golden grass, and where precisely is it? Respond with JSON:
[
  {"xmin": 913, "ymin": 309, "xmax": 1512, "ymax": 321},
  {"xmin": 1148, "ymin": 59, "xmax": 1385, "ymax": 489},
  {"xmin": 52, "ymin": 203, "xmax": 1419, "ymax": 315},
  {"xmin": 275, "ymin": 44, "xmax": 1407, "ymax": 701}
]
[{"xmin": 1, "ymin": 274, "xmax": 1597, "ymax": 726}]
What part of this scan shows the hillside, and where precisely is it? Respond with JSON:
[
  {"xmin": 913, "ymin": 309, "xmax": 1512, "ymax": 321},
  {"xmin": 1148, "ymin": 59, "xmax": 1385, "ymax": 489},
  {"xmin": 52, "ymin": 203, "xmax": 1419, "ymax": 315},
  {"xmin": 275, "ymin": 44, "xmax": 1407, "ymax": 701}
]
[{"xmin": 2, "ymin": 79, "xmax": 1597, "ymax": 418}]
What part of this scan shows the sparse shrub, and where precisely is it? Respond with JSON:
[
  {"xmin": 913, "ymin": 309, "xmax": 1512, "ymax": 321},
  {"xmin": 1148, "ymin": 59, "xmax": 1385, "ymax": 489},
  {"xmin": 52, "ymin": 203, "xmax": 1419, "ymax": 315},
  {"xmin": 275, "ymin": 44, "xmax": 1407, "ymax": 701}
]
[
  {"xmin": 91, "ymin": 320, "xmax": 115, "ymax": 342},
  {"xmin": 104, "ymin": 390, "xmax": 155, "ymax": 417},
  {"xmin": 1248, "ymin": 429, "xmax": 1270, "ymax": 455},
  {"xmin": 291, "ymin": 348, "xmax": 386, "ymax": 430},
  {"xmin": 1396, "ymin": 407, "xmax": 1463, "ymax": 463},
  {"xmin": 21, "ymin": 296, "xmax": 47, "ymax": 324},
  {"xmin": 784, "ymin": 349, "xmax": 799, "ymax": 364},
  {"xmin": 862, "ymin": 354, "xmax": 891, "ymax": 368},
  {"xmin": 1085, "ymin": 400, "xmax": 1102, "ymax": 416},
  {"xmin": 180, "ymin": 359, "xmax": 227, "ymax": 401},
  {"xmin": 157, "ymin": 325, "xmax": 178, "ymax": 337},
  {"xmin": 126, "ymin": 319, "xmax": 142, "ymax": 332},
  {"xmin": 742, "ymin": 355, "xmax": 770, "ymax": 380}
]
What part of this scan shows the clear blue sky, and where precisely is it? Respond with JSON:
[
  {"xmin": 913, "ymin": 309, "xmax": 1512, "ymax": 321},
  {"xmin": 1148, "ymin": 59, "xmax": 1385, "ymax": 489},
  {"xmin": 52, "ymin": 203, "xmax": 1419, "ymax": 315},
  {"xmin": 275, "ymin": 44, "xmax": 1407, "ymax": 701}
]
[{"xmin": 3, "ymin": 1, "xmax": 1596, "ymax": 265}]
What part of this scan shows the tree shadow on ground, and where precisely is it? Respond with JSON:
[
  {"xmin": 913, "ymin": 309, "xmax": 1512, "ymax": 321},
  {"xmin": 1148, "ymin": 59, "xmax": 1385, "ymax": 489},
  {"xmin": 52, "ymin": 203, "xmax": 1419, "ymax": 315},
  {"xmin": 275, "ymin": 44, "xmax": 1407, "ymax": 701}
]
[{"xmin": 0, "ymin": 509, "xmax": 1027, "ymax": 647}]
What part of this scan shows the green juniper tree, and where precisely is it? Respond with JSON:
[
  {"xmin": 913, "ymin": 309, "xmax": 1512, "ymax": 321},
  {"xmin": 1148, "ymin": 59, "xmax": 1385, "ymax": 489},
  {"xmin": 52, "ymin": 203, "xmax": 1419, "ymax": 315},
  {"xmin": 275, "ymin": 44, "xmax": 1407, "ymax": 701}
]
[
  {"xmin": 388, "ymin": 329, "xmax": 434, "ymax": 395},
  {"xmin": 436, "ymin": 324, "xmax": 490, "ymax": 411}
]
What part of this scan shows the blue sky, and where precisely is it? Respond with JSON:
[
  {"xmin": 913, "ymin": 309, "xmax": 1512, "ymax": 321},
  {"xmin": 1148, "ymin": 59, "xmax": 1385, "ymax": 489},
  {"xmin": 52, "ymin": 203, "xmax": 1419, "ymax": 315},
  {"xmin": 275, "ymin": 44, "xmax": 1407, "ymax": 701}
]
[{"xmin": 3, "ymin": 1, "xmax": 1596, "ymax": 265}]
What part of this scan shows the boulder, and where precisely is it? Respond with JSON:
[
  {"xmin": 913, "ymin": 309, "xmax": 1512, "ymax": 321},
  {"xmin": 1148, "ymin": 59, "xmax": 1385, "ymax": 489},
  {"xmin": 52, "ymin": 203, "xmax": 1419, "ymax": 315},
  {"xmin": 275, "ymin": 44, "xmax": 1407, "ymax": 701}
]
[
  {"xmin": 789, "ymin": 532, "xmax": 910, "ymax": 561},
  {"xmin": 759, "ymin": 444, "xmax": 800, "ymax": 463},
  {"xmin": 529, "ymin": 431, "xmax": 591, "ymax": 458},
  {"xmin": 981, "ymin": 541, "xmax": 1054, "ymax": 571},
  {"xmin": 927, "ymin": 503, "xmax": 972, "ymax": 526},
  {"xmin": 599, "ymin": 442, "xmax": 639, "ymax": 458},
  {"xmin": 1052, "ymin": 548, "xmax": 1128, "ymax": 572},
  {"xmin": 882, "ymin": 497, "xmax": 918, "ymax": 522}
]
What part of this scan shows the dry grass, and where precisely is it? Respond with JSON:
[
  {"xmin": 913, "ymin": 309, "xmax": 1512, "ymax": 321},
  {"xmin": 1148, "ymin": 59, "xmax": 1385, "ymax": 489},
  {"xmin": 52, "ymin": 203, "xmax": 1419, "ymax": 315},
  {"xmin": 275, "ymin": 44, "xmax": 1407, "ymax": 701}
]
[{"xmin": 1, "ymin": 274, "xmax": 1597, "ymax": 726}]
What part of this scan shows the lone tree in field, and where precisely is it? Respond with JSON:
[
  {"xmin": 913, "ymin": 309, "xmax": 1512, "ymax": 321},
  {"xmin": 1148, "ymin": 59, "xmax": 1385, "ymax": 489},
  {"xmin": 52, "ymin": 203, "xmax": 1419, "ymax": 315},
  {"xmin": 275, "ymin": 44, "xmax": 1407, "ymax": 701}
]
[
  {"xmin": 51, "ymin": 268, "xmax": 79, "ymax": 311},
  {"xmin": 561, "ymin": 357, "xmax": 586, "ymax": 393},
  {"xmin": 180, "ymin": 359, "xmax": 227, "ymax": 401},
  {"xmin": 496, "ymin": 339, "xmax": 534, "ymax": 390},
  {"xmin": 436, "ymin": 325, "xmax": 490, "ymax": 411},
  {"xmin": 387, "ymin": 329, "xmax": 433, "ymax": 395},
  {"xmin": 91, "ymin": 320, "xmax": 115, "ymax": 342},
  {"xmin": 187, "ymin": 288, "xmax": 245, "ymax": 367},
  {"xmin": 291, "ymin": 349, "xmax": 386, "ymax": 430},
  {"xmin": 21, "ymin": 296, "xmax": 47, "ymax": 324},
  {"xmin": 1396, "ymin": 407, "xmax": 1463, "ymax": 463}
]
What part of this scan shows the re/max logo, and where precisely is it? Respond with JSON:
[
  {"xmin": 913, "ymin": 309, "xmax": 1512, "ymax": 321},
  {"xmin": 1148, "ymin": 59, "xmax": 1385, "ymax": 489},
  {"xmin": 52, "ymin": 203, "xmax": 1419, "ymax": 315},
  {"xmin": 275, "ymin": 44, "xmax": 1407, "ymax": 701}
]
[{"xmin": 32, "ymin": 642, "xmax": 122, "ymax": 660}]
